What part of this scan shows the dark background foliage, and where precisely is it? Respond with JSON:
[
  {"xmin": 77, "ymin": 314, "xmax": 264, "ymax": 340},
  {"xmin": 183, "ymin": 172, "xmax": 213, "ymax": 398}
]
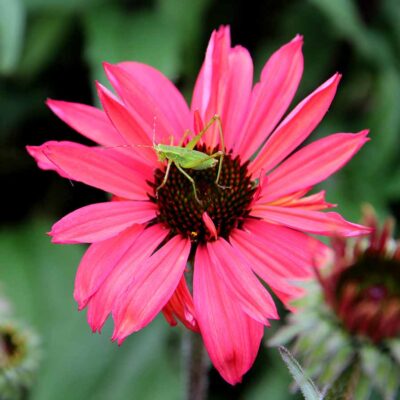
[{"xmin": 0, "ymin": 0, "xmax": 399, "ymax": 398}]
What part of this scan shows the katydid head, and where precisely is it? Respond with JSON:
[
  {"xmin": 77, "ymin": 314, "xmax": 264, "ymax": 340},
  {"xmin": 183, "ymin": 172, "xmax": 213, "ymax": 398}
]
[{"xmin": 153, "ymin": 143, "xmax": 167, "ymax": 162}]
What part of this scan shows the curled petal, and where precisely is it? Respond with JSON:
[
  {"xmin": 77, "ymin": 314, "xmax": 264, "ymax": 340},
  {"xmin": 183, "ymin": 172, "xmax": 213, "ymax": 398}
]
[
  {"xmin": 27, "ymin": 141, "xmax": 70, "ymax": 177},
  {"xmin": 202, "ymin": 211, "xmax": 218, "ymax": 239},
  {"xmin": 268, "ymin": 190, "xmax": 335, "ymax": 211},
  {"xmin": 162, "ymin": 276, "xmax": 198, "ymax": 332}
]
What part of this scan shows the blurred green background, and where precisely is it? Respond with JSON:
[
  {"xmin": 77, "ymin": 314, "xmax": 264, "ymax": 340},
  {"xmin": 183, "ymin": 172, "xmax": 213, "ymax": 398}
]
[{"xmin": 1, "ymin": 0, "xmax": 399, "ymax": 398}]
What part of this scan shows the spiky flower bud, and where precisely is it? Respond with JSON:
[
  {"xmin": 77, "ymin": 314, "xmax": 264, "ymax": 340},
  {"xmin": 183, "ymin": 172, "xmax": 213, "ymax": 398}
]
[
  {"xmin": 320, "ymin": 205, "xmax": 400, "ymax": 343},
  {"xmin": 270, "ymin": 206, "xmax": 400, "ymax": 399},
  {"xmin": 0, "ymin": 295, "xmax": 40, "ymax": 400}
]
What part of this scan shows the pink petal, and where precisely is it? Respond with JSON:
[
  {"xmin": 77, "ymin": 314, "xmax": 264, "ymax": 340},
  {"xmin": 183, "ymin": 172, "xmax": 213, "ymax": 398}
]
[
  {"xmin": 207, "ymin": 239, "xmax": 278, "ymax": 323},
  {"xmin": 103, "ymin": 63, "xmax": 186, "ymax": 143},
  {"xmin": 251, "ymin": 205, "xmax": 371, "ymax": 237},
  {"xmin": 191, "ymin": 26, "xmax": 254, "ymax": 150},
  {"xmin": 269, "ymin": 190, "xmax": 335, "ymax": 211},
  {"xmin": 112, "ymin": 235, "xmax": 191, "ymax": 342},
  {"xmin": 260, "ymin": 130, "xmax": 369, "ymax": 202},
  {"xmin": 96, "ymin": 82, "xmax": 157, "ymax": 165},
  {"xmin": 50, "ymin": 201, "xmax": 157, "ymax": 244},
  {"xmin": 74, "ymin": 224, "xmax": 144, "ymax": 310},
  {"xmin": 191, "ymin": 26, "xmax": 230, "ymax": 120},
  {"xmin": 193, "ymin": 245, "xmax": 264, "ymax": 385},
  {"xmin": 249, "ymin": 73, "xmax": 341, "ymax": 175},
  {"xmin": 162, "ymin": 275, "xmax": 198, "ymax": 332},
  {"xmin": 27, "ymin": 141, "xmax": 70, "ymax": 177},
  {"xmin": 217, "ymin": 46, "xmax": 253, "ymax": 152},
  {"xmin": 39, "ymin": 141, "xmax": 152, "ymax": 200},
  {"xmin": 237, "ymin": 36, "xmax": 304, "ymax": 160},
  {"xmin": 229, "ymin": 235, "xmax": 305, "ymax": 309},
  {"xmin": 232, "ymin": 220, "xmax": 328, "ymax": 279},
  {"xmin": 284, "ymin": 190, "xmax": 336, "ymax": 210},
  {"xmin": 202, "ymin": 211, "xmax": 218, "ymax": 240},
  {"xmin": 118, "ymin": 61, "xmax": 191, "ymax": 135},
  {"xmin": 86, "ymin": 224, "xmax": 167, "ymax": 332},
  {"xmin": 46, "ymin": 99, "xmax": 124, "ymax": 146},
  {"xmin": 230, "ymin": 220, "xmax": 329, "ymax": 309}
]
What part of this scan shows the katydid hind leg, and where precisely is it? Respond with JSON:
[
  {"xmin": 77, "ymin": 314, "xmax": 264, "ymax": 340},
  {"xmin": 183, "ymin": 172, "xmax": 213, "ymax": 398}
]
[
  {"xmin": 185, "ymin": 114, "xmax": 221, "ymax": 150},
  {"xmin": 212, "ymin": 115, "xmax": 226, "ymax": 186},
  {"xmin": 185, "ymin": 114, "xmax": 227, "ymax": 187}
]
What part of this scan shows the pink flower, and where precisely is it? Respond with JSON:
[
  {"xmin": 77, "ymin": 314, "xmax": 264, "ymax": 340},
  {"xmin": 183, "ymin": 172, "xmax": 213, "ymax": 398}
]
[{"xmin": 27, "ymin": 26, "xmax": 370, "ymax": 384}]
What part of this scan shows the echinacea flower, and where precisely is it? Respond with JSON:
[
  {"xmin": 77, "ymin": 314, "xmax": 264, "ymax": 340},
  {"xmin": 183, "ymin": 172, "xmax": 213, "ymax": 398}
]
[
  {"xmin": 270, "ymin": 206, "xmax": 400, "ymax": 398},
  {"xmin": 27, "ymin": 26, "xmax": 370, "ymax": 384}
]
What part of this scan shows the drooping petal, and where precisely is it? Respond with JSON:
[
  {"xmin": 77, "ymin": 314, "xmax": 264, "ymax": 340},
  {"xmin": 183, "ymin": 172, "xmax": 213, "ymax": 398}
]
[
  {"xmin": 261, "ymin": 130, "xmax": 369, "ymax": 202},
  {"xmin": 162, "ymin": 275, "xmax": 198, "ymax": 332},
  {"xmin": 112, "ymin": 235, "xmax": 191, "ymax": 342},
  {"xmin": 46, "ymin": 99, "xmax": 124, "ymax": 146},
  {"xmin": 207, "ymin": 239, "xmax": 278, "ymax": 323},
  {"xmin": 39, "ymin": 141, "xmax": 152, "ymax": 200},
  {"xmin": 74, "ymin": 224, "xmax": 144, "ymax": 310},
  {"xmin": 86, "ymin": 224, "xmax": 167, "ymax": 332},
  {"xmin": 118, "ymin": 61, "xmax": 191, "ymax": 135},
  {"xmin": 193, "ymin": 245, "xmax": 264, "ymax": 385},
  {"xmin": 50, "ymin": 201, "xmax": 157, "ymax": 244},
  {"xmin": 191, "ymin": 26, "xmax": 253, "ymax": 150},
  {"xmin": 237, "ymin": 35, "xmax": 304, "ymax": 159},
  {"xmin": 103, "ymin": 63, "xmax": 184, "ymax": 143},
  {"xmin": 251, "ymin": 205, "xmax": 371, "ymax": 237},
  {"xmin": 249, "ymin": 73, "xmax": 341, "ymax": 175}
]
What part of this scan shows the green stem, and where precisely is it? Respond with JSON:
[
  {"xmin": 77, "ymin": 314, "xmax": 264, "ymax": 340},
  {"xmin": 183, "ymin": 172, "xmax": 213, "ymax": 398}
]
[{"xmin": 184, "ymin": 330, "xmax": 209, "ymax": 400}]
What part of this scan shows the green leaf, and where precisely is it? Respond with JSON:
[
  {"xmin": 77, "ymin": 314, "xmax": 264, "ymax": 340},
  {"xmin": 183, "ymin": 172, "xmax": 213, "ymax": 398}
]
[
  {"xmin": 278, "ymin": 346, "xmax": 322, "ymax": 400},
  {"xmin": 0, "ymin": 0, "xmax": 25, "ymax": 74}
]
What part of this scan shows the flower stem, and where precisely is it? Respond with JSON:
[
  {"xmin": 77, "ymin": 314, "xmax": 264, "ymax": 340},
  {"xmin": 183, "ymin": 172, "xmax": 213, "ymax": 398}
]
[{"xmin": 184, "ymin": 330, "xmax": 209, "ymax": 400}]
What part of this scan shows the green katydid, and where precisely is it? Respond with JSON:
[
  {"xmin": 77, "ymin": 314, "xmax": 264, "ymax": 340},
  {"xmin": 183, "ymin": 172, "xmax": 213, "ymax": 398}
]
[{"xmin": 154, "ymin": 114, "xmax": 226, "ymax": 203}]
